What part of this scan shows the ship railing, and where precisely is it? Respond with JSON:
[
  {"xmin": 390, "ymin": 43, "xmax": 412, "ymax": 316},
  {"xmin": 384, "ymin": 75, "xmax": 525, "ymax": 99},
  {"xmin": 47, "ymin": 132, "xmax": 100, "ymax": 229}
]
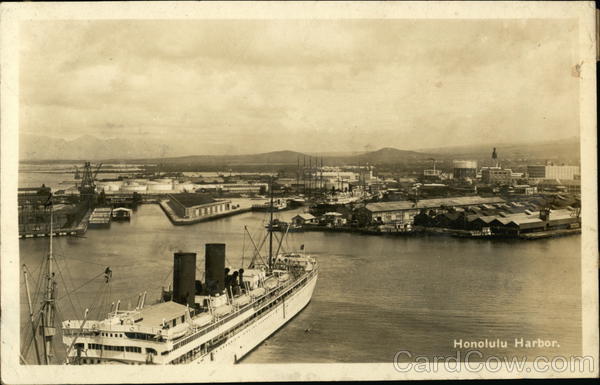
[
  {"xmin": 144, "ymin": 268, "xmax": 320, "ymax": 354},
  {"xmin": 171, "ymin": 269, "xmax": 315, "ymax": 349},
  {"xmin": 62, "ymin": 319, "xmax": 165, "ymax": 336}
]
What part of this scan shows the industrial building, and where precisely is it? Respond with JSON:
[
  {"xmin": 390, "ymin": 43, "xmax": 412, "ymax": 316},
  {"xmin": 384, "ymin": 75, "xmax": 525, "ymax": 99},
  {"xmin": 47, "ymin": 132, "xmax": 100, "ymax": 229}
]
[
  {"xmin": 489, "ymin": 209, "xmax": 579, "ymax": 235},
  {"xmin": 511, "ymin": 185, "xmax": 538, "ymax": 195},
  {"xmin": 527, "ymin": 165, "xmax": 580, "ymax": 180},
  {"xmin": 195, "ymin": 183, "xmax": 268, "ymax": 194},
  {"xmin": 167, "ymin": 193, "xmax": 231, "ymax": 219},
  {"xmin": 535, "ymin": 179, "xmax": 581, "ymax": 194},
  {"xmin": 363, "ymin": 196, "xmax": 505, "ymax": 225},
  {"xmin": 414, "ymin": 207, "xmax": 579, "ymax": 235},
  {"xmin": 481, "ymin": 167, "xmax": 513, "ymax": 185},
  {"xmin": 453, "ymin": 160, "xmax": 477, "ymax": 179}
]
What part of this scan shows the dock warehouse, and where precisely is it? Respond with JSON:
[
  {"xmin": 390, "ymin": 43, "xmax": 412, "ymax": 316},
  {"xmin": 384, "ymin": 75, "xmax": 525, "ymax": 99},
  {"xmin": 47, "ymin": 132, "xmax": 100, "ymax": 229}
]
[
  {"xmin": 364, "ymin": 196, "xmax": 505, "ymax": 225},
  {"xmin": 167, "ymin": 193, "xmax": 231, "ymax": 219}
]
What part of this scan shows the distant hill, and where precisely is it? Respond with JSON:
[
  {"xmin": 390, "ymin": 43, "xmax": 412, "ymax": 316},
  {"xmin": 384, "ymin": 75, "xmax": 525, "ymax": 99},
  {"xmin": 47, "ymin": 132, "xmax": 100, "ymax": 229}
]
[
  {"xmin": 421, "ymin": 137, "xmax": 580, "ymax": 162},
  {"xmin": 355, "ymin": 147, "xmax": 429, "ymax": 163},
  {"xmin": 145, "ymin": 150, "xmax": 309, "ymax": 166},
  {"xmin": 20, "ymin": 134, "xmax": 580, "ymax": 166},
  {"xmin": 20, "ymin": 134, "xmax": 434, "ymax": 165},
  {"xmin": 133, "ymin": 148, "xmax": 432, "ymax": 167}
]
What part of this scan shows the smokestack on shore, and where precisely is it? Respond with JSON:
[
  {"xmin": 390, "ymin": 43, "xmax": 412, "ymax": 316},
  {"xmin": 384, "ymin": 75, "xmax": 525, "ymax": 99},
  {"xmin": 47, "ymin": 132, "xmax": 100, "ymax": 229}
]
[
  {"xmin": 205, "ymin": 243, "xmax": 226, "ymax": 294},
  {"xmin": 173, "ymin": 252, "xmax": 196, "ymax": 307}
]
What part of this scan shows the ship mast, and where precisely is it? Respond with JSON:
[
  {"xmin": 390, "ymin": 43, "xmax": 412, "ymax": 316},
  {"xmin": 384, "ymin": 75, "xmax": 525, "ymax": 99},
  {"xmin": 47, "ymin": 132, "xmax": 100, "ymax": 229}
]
[{"xmin": 40, "ymin": 202, "xmax": 57, "ymax": 364}]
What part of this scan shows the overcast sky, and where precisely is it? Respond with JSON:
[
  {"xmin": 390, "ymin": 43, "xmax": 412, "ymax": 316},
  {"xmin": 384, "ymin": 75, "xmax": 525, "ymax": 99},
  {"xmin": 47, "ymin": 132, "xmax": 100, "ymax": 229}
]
[{"xmin": 20, "ymin": 19, "xmax": 580, "ymax": 155}]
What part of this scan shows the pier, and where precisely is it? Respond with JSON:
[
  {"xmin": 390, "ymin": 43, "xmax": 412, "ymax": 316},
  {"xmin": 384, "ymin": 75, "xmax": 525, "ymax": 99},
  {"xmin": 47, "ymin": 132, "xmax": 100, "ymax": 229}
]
[
  {"xmin": 159, "ymin": 199, "xmax": 253, "ymax": 226},
  {"xmin": 19, "ymin": 209, "xmax": 90, "ymax": 239}
]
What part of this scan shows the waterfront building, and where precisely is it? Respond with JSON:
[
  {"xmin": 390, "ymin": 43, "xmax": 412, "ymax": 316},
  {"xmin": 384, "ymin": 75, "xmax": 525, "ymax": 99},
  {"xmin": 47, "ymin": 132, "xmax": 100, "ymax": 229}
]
[
  {"xmin": 195, "ymin": 183, "xmax": 268, "ymax": 194},
  {"xmin": 489, "ymin": 209, "xmax": 579, "ymax": 235},
  {"xmin": 167, "ymin": 193, "xmax": 231, "ymax": 219},
  {"xmin": 363, "ymin": 196, "xmax": 505, "ymax": 225},
  {"xmin": 321, "ymin": 212, "xmax": 346, "ymax": 226},
  {"xmin": 527, "ymin": 165, "xmax": 580, "ymax": 180},
  {"xmin": 291, "ymin": 213, "xmax": 316, "ymax": 226},
  {"xmin": 467, "ymin": 215, "xmax": 497, "ymax": 230},
  {"xmin": 414, "ymin": 206, "xmax": 579, "ymax": 235},
  {"xmin": 221, "ymin": 183, "xmax": 267, "ymax": 194}
]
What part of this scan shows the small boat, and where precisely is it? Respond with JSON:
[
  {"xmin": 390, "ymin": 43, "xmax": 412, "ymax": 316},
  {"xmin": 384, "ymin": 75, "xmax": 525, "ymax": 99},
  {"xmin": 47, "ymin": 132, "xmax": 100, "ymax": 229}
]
[
  {"xmin": 213, "ymin": 304, "xmax": 233, "ymax": 317},
  {"xmin": 252, "ymin": 198, "xmax": 288, "ymax": 212},
  {"xmin": 248, "ymin": 287, "xmax": 266, "ymax": 298},
  {"xmin": 277, "ymin": 273, "xmax": 290, "ymax": 282},
  {"xmin": 232, "ymin": 294, "xmax": 251, "ymax": 307},
  {"xmin": 263, "ymin": 276, "xmax": 279, "ymax": 290},
  {"xmin": 265, "ymin": 219, "xmax": 288, "ymax": 232},
  {"xmin": 192, "ymin": 313, "xmax": 213, "ymax": 327}
]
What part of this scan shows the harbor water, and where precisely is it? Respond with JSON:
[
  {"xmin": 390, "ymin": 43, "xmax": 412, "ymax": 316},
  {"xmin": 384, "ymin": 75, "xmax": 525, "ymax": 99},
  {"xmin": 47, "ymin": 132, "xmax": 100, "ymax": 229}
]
[{"xmin": 19, "ymin": 204, "xmax": 582, "ymax": 363}]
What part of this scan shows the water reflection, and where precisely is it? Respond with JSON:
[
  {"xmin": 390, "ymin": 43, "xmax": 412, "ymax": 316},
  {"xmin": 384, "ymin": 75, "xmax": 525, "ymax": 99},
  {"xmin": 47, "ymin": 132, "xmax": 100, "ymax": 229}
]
[{"xmin": 19, "ymin": 204, "xmax": 581, "ymax": 363}]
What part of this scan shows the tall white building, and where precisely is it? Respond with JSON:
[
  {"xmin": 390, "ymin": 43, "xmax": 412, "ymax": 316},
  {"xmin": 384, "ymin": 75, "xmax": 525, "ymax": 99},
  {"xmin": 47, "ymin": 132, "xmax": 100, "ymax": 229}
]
[{"xmin": 528, "ymin": 165, "xmax": 580, "ymax": 180}]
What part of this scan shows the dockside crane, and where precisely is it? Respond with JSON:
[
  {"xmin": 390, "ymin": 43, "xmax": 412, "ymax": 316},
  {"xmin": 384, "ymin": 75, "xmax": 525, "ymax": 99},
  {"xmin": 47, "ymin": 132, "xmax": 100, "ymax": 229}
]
[
  {"xmin": 92, "ymin": 163, "xmax": 103, "ymax": 181},
  {"xmin": 78, "ymin": 162, "xmax": 102, "ymax": 207}
]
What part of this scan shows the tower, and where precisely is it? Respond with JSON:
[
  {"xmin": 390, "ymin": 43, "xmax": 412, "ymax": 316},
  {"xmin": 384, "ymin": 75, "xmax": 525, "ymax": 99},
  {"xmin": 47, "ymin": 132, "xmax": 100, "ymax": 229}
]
[
  {"xmin": 78, "ymin": 162, "xmax": 102, "ymax": 208},
  {"xmin": 492, "ymin": 147, "xmax": 498, "ymax": 168}
]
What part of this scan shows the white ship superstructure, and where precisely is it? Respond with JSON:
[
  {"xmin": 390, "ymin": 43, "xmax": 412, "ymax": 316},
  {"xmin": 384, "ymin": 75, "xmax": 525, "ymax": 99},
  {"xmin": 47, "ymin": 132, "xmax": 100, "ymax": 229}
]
[{"xmin": 62, "ymin": 246, "xmax": 318, "ymax": 365}]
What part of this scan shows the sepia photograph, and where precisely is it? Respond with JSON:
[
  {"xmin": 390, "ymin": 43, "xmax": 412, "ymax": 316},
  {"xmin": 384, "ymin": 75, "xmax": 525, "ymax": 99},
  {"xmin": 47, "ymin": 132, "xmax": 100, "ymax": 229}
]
[{"xmin": 1, "ymin": 1, "xmax": 597, "ymax": 382}]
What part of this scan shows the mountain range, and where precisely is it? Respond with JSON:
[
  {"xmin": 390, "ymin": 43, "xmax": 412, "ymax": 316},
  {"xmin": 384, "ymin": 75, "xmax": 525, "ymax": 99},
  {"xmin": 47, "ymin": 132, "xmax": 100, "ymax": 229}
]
[{"xmin": 20, "ymin": 134, "xmax": 580, "ymax": 166}]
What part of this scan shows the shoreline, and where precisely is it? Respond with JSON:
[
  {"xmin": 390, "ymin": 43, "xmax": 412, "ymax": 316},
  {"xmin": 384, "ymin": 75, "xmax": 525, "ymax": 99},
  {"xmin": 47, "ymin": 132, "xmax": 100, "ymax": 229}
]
[{"xmin": 294, "ymin": 223, "xmax": 581, "ymax": 240}]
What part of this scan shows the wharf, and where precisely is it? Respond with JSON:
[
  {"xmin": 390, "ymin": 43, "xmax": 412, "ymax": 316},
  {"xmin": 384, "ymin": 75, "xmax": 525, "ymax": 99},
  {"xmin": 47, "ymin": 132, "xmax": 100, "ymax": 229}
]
[
  {"xmin": 159, "ymin": 200, "xmax": 252, "ymax": 226},
  {"xmin": 88, "ymin": 207, "xmax": 112, "ymax": 228},
  {"xmin": 19, "ymin": 209, "xmax": 90, "ymax": 239},
  {"xmin": 302, "ymin": 224, "xmax": 386, "ymax": 236},
  {"xmin": 299, "ymin": 223, "xmax": 581, "ymax": 240},
  {"xmin": 518, "ymin": 228, "xmax": 581, "ymax": 240}
]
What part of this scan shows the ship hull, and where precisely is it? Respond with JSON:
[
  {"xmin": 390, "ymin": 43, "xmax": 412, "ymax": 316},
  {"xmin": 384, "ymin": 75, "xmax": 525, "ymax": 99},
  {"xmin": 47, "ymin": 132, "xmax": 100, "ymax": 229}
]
[{"xmin": 193, "ymin": 270, "xmax": 318, "ymax": 364}]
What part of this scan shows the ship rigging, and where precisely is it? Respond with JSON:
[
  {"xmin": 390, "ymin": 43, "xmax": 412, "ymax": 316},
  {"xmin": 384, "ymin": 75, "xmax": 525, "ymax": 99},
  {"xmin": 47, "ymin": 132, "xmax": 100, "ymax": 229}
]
[{"xmin": 21, "ymin": 177, "xmax": 318, "ymax": 365}]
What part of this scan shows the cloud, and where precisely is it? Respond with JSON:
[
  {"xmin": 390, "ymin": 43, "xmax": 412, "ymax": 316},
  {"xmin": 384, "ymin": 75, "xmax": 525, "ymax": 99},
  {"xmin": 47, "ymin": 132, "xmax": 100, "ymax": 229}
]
[{"xmin": 19, "ymin": 18, "xmax": 580, "ymax": 156}]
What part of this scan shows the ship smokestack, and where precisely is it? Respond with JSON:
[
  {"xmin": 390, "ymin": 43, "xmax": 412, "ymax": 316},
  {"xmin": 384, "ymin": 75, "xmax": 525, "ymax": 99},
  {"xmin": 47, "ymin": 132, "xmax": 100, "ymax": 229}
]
[
  {"xmin": 205, "ymin": 243, "xmax": 226, "ymax": 294},
  {"xmin": 173, "ymin": 252, "xmax": 196, "ymax": 307}
]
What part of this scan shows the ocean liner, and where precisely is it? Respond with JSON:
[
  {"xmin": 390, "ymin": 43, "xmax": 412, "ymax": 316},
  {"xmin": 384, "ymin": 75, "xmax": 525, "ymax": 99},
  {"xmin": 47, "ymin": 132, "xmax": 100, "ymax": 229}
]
[{"xmin": 60, "ymin": 198, "xmax": 318, "ymax": 364}]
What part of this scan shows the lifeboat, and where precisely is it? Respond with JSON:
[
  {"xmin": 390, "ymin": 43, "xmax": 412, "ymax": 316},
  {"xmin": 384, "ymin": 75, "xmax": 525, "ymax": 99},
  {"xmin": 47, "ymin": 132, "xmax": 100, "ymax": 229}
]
[
  {"xmin": 213, "ymin": 304, "xmax": 233, "ymax": 317},
  {"xmin": 163, "ymin": 323, "xmax": 188, "ymax": 339},
  {"xmin": 192, "ymin": 313, "xmax": 213, "ymax": 328},
  {"xmin": 264, "ymin": 276, "xmax": 279, "ymax": 290},
  {"xmin": 277, "ymin": 273, "xmax": 290, "ymax": 282},
  {"xmin": 248, "ymin": 287, "xmax": 266, "ymax": 298},
  {"xmin": 232, "ymin": 294, "xmax": 251, "ymax": 307}
]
